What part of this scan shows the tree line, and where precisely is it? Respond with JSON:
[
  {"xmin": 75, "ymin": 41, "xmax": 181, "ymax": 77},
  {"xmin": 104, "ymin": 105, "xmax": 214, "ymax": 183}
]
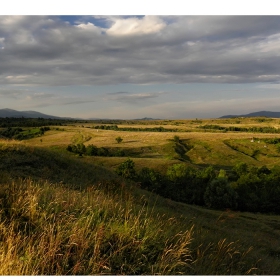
[
  {"xmin": 0, "ymin": 117, "xmax": 69, "ymax": 127},
  {"xmin": 116, "ymin": 159, "xmax": 280, "ymax": 214},
  {"xmin": 199, "ymin": 124, "xmax": 280, "ymax": 133},
  {"xmin": 66, "ymin": 143, "xmax": 126, "ymax": 157},
  {"xmin": 93, "ymin": 125, "xmax": 178, "ymax": 132},
  {"xmin": 0, "ymin": 126, "xmax": 50, "ymax": 140}
]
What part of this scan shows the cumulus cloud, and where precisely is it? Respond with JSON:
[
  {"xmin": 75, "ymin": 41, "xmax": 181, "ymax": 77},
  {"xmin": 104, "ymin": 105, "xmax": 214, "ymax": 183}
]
[
  {"xmin": 106, "ymin": 16, "xmax": 166, "ymax": 36},
  {"xmin": 0, "ymin": 15, "xmax": 280, "ymax": 88}
]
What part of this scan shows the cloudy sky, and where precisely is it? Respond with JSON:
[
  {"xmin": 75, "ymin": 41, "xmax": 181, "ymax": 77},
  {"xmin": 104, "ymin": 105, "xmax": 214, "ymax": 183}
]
[{"xmin": 1, "ymin": 4, "xmax": 280, "ymax": 119}]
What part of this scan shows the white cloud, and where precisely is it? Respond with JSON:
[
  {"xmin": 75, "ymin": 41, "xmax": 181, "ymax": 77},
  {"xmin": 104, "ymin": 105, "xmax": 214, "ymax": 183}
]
[
  {"xmin": 106, "ymin": 16, "xmax": 166, "ymax": 36},
  {"xmin": 76, "ymin": 22, "xmax": 103, "ymax": 34}
]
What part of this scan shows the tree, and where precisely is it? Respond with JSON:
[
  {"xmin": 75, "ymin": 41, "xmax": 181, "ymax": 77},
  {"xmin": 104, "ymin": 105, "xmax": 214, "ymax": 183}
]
[
  {"xmin": 218, "ymin": 169, "xmax": 227, "ymax": 178},
  {"xmin": 173, "ymin": 135, "xmax": 180, "ymax": 143},
  {"xmin": 116, "ymin": 136, "xmax": 123, "ymax": 144},
  {"xmin": 204, "ymin": 178, "xmax": 238, "ymax": 210},
  {"xmin": 85, "ymin": 144, "xmax": 98, "ymax": 156},
  {"xmin": 233, "ymin": 162, "xmax": 248, "ymax": 178},
  {"xmin": 235, "ymin": 173, "xmax": 261, "ymax": 212},
  {"xmin": 138, "ymin": 167, "xmax": 162, "ymax": 192},
  {"xmin": 166, "ymin": 163, "xmax": 194, "ymax": 182},
  {"xmin": 76, "ymin": 143, "xmax": 86, "ymax": 154},
  {"xmin": 165, "ymin": 163, "xmax": 196, "ymax": 203},
  {"xmin": 116, "ymin": 159, "xmax": 137, "ymax": 180}
]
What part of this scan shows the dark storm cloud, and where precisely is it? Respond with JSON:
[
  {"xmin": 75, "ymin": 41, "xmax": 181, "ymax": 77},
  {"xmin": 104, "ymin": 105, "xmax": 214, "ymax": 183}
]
[{"xmin": 0, "ymin": 15, "xmax": 280, "ymax": 87}]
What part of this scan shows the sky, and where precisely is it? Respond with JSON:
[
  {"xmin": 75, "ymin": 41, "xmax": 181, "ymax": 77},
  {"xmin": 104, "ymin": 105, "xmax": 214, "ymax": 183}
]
[{"xmin": 0, "ymin": 1, "xmax": 280, "ymax": 119}]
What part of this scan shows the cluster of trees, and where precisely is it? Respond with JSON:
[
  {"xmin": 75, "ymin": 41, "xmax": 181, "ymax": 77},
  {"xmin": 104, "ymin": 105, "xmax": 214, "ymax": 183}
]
[
  {"xmin": 199, "ymin": 125, "xmax": 280, "ymax": 133},
  {"xmin": 93, "ymin": 125, "xmax": 178, "ymax": 132},
  {"xmin": 0, "ymin": 127, "xmax": 23, "ymax": 139},
  {"xmin": 116, "ymin": 159, "xmax": 280, "ymax": 214},
  {"xmin": 0, "ymin": 118, "xmax": 69, "ymax": 128},
  {"xmin": 0, "ymin": 126, "xmax": 50, "ymax": 140},
  {"xmin": 66, "ymin": 143, "xmax": 126, "ymax": 157}
]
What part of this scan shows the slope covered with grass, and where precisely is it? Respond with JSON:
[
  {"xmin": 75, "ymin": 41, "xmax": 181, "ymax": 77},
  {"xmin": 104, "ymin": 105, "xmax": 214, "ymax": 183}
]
[{"xmin": 0, "ymin": 140, "xmax": 279, "ymax": 275}]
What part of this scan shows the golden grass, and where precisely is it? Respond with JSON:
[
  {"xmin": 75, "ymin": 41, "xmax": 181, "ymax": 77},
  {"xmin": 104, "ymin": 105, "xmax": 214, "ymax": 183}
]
[{"xmin": 0, "ymin": 178, "xmax": 259, "ymax": 275}]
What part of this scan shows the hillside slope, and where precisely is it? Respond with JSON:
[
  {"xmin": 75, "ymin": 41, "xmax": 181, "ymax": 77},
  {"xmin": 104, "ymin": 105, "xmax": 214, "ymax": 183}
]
[{"xmin": 0, "ymin": 141, "xmax": 279, "ymax": 275}]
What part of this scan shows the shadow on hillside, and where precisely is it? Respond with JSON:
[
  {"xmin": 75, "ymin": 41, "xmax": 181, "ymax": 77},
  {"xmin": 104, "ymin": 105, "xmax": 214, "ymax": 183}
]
[{"xmin": 0, "ymin": 145, "xmax": 120, "ymax": 189}]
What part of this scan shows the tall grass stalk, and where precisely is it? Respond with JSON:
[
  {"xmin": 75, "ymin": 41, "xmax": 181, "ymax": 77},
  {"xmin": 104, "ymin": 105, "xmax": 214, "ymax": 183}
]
[{"xmin": 0, "ymin": 178, "xmax": 257, "ymax": 275}]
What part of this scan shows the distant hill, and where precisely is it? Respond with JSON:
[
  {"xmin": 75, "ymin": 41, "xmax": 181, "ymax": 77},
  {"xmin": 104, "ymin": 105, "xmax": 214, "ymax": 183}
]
[
  {"xmin": 0, "ymin": 108, "xmax": 67, "ymax": 119},
  {"xmin": 133, "ymin": 117, "xmax": 159, "ymax": 120},
  {"xmin": 0, "ymin": 109, "xmax": 159, "ymax": 120},
  {"xmin": 220, "ymin": 111, "xmax": 280, "ymax": 118}
]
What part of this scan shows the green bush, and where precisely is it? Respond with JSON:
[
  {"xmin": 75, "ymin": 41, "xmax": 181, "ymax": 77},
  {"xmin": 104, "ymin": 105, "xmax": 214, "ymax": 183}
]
[{"xmin": 115, "ymin": 136, "xmax": 123, "ymax": 144}]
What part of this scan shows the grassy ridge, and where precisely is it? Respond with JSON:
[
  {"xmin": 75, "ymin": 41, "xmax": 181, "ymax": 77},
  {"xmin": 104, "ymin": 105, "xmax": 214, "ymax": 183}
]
[
  {"xmin": 0, "ymin": 140, "xmax": 117, "ymax": 186},
  {"xmin": 0, "ymin": 178, "xmax": 195, "ymax": 275},
  {"xmin": 0, "ymin": 141, "xmax": 279, "ymax": 274}
]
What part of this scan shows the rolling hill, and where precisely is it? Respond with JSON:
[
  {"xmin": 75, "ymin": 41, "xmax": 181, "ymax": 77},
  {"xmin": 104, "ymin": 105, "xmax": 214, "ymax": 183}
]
[
  {"xmin": 220, "ymin": 111, "xmax": 280, "ymax": 118},
  {"xmin": 0, "ymin": 108, "xmax": 65, "ymax": 119}
]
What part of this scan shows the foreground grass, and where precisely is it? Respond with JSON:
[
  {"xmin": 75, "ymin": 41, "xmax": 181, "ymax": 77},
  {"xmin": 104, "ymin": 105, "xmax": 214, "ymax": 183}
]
[{"xmin": 0, "ymin": 178, "xmax": 258, "ymax": 275}]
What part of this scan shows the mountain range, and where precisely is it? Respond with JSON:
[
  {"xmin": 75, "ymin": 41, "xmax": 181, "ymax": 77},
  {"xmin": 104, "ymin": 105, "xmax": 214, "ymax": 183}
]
[
  {"xmin": 2, "ymin": 108, "xmax": 280, "ymax": 120},
  {"xmin": 0, "ymin": 109, "xmax": 158, "ymax": 120},
  {"xmin": 0, "ymin": 108, "xmax": 65, "ymax": 119},
  {"xmin": 219, "ymin": 111, "xmax": 280, "ymax": 118}
]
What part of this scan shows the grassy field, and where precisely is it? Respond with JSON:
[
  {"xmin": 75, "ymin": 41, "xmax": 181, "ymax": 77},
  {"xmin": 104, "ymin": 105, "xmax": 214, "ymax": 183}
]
[
  {"xmin": 24, "ymin": 117, "xmax": 280, "ymax": 172},
  {"xmin": 1, "ymin": 117, "xmax": 280, "ymax": 275}
]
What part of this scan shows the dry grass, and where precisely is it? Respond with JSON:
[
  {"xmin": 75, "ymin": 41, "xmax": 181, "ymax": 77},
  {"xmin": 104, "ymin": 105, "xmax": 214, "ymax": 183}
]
[{"xmin": 0, "ymin": 178, "xmax": 258, "ymax": 275}]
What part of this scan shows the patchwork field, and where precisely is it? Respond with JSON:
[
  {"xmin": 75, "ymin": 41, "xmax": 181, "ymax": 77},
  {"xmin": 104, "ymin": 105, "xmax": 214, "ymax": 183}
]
[
  {"xmin": 1, "ymin": 116, "xmax": 280, "ymax": 275},
  {"xmin": 23, "ymin": 117, "xmax": 280, "ymax": 172}
]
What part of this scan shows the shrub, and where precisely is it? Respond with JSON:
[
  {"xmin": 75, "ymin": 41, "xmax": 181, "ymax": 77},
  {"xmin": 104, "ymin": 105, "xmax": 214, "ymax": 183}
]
[{"xmin": 116, "ymin": 136, "xmax": 123, "ymax": 144}]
